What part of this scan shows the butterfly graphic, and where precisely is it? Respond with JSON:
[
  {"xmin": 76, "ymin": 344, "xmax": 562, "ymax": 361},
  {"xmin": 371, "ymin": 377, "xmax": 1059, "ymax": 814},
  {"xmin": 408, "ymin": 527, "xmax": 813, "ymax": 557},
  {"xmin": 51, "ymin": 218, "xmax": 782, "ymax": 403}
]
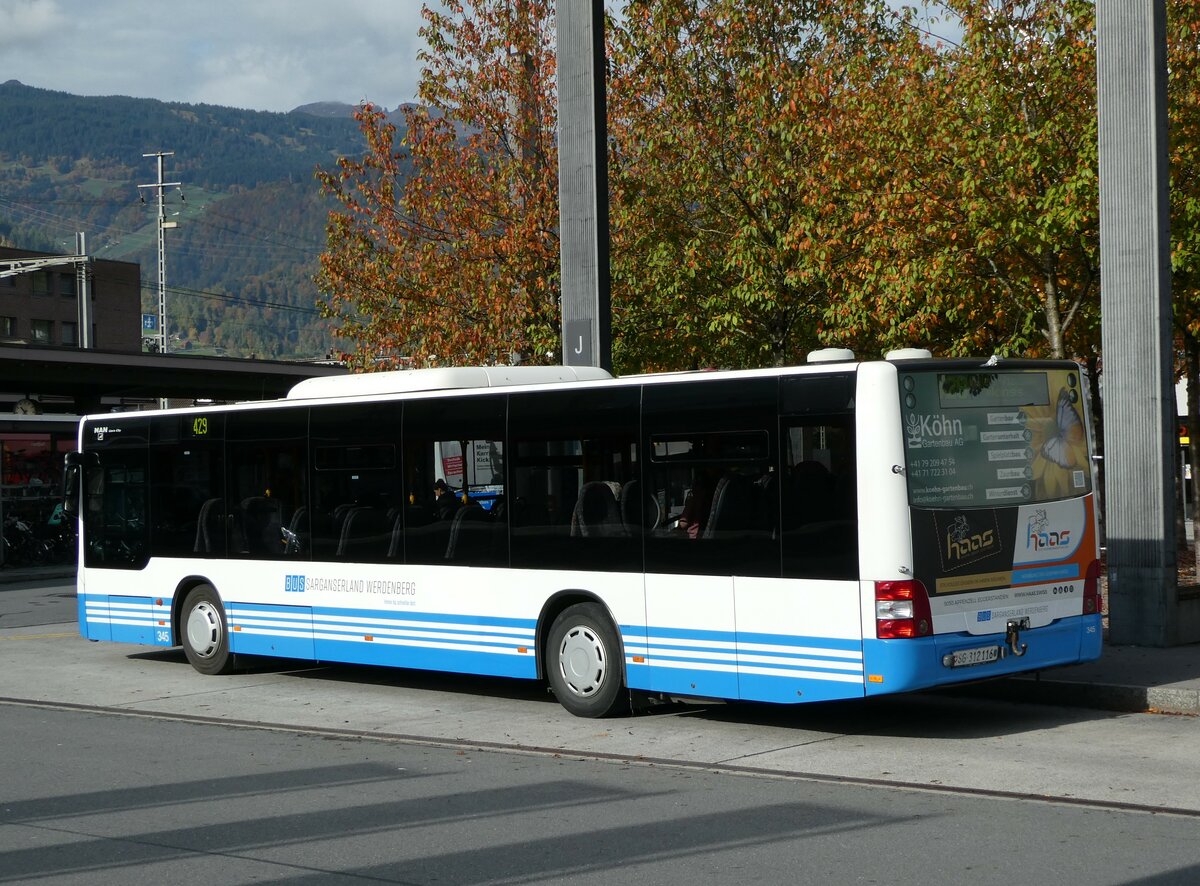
[{"xmin": 1040, "ymin": 388, "xmax": 1083, "ymax": 468}]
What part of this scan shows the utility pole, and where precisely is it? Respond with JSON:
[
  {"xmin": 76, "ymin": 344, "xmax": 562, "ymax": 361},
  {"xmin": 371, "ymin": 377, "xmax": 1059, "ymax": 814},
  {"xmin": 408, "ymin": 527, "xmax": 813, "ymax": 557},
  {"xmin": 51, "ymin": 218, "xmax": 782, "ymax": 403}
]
[{"xmin": 138, "ymin": 151, "xmax": 180, "ymax": 355}]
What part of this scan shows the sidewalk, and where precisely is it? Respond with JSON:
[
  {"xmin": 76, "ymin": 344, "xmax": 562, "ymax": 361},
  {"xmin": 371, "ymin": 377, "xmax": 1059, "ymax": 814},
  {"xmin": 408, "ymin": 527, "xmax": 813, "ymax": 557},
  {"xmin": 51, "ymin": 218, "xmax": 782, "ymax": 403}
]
[
  {"xmin": 2, "ymin": 563, "xmax": 1197, "ymax": 715},
  {"xmin": 961, "ymin": 641, "xmax": 1200, "ymax": 715}
]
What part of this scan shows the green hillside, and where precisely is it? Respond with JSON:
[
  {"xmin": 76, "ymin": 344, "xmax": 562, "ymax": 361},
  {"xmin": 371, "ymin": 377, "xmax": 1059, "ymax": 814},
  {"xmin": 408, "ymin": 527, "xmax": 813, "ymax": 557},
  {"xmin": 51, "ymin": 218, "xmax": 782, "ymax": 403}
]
[{"xmin": 0, "ymin": 80, "xmax": 373, "ymax": 359}]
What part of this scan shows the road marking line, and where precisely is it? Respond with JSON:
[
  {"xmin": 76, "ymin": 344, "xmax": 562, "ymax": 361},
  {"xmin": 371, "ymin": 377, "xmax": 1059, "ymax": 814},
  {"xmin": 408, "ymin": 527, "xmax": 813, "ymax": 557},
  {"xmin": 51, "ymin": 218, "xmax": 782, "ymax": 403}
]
[{"xmin": 0, "ymin": 632, "xmax": 77, "ymax": 640}]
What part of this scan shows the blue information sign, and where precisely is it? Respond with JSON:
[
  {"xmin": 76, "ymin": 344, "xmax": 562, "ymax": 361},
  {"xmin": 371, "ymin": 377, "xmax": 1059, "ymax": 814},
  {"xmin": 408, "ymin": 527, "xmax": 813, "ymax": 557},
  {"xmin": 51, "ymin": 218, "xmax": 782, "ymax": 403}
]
[{"xmin": 142, "ymin": 314, "xmax": 157, "ymax": 331}]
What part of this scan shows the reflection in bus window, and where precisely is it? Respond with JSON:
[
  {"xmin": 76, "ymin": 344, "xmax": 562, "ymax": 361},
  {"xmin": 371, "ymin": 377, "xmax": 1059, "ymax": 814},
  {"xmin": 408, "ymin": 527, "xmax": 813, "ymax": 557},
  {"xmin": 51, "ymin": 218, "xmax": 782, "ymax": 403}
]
[{"xmin": 403, "ymin": 396, "xmax": 507, "ymax": 567}]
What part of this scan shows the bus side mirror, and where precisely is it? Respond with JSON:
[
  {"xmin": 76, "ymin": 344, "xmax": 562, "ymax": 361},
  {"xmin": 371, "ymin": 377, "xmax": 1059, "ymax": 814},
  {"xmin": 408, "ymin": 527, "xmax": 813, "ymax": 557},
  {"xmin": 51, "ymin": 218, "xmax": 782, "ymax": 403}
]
[{"xmin": 61, "ymin": 451, "xmax": 96, "ymax": 517}]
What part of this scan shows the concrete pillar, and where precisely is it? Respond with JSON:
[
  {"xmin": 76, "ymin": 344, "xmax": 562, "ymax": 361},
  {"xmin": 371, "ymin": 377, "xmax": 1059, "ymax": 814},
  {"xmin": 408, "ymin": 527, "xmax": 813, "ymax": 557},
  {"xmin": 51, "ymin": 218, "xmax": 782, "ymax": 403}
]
[
  {"xmin": 556, "ymin": 0, "xmax": 611, "ymax": 371},
  {"xmin": 1096, "ymin": 0, "xmax": 1179, "ymax": 645}
]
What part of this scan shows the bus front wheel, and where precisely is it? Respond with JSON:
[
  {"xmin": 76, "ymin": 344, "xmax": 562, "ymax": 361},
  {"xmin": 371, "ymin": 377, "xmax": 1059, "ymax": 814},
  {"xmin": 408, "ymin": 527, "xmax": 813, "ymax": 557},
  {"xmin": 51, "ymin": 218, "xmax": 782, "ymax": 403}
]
[
  {"xmin": 546, "ymin": 603, "xmax": 625, "ymax": 718},
  {"xmin": 181, "ymin": 584, "xmax": 234, "ymax": 676}
]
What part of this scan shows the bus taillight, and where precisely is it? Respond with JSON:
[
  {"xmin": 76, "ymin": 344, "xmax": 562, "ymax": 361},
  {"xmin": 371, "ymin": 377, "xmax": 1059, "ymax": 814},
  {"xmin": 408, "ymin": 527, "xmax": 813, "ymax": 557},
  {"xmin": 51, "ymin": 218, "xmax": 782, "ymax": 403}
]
[
  {"xmin": 875, "ymin": 580, "xmax": 933, "ymax": 639},
  {"xmin": 1082, "ymin": 559, "xmax": 1103, "ymax": 615}
]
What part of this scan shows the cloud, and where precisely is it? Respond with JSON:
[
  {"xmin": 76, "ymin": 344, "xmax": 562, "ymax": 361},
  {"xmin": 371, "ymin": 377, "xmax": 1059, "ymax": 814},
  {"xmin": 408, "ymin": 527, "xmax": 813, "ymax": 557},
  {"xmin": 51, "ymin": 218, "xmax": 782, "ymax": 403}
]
[
  {"xmin": 0, "ymin": 0, "xmax": 439, "ymax": 112},
  {"xmin": 0, "ymin": 0, "xmax": 67, "ymax": 47}
]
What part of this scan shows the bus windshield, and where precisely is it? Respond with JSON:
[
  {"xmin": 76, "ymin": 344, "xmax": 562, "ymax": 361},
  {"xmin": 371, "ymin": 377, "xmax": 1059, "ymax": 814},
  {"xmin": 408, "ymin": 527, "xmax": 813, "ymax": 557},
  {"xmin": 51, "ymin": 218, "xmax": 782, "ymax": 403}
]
[{"xmin": 900, "ymin": 367, "xmax": 1091, "ymax": 509}]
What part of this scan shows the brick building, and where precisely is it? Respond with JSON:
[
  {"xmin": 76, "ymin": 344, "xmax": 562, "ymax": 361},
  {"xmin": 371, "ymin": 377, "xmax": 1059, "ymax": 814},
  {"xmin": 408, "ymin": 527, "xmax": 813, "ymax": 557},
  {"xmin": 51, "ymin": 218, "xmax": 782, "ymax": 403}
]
[{"xmin": 0, "ymin": 245, "xmax": 141, "ymax": 353}]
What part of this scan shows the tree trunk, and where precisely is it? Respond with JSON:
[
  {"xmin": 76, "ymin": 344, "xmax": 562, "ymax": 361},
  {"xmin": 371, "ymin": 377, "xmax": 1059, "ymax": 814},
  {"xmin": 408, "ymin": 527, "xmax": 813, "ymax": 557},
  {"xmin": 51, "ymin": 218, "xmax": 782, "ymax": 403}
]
[{"xmin": 1043, "ymin": 262, "xmax": 1064, "ymax": 358}]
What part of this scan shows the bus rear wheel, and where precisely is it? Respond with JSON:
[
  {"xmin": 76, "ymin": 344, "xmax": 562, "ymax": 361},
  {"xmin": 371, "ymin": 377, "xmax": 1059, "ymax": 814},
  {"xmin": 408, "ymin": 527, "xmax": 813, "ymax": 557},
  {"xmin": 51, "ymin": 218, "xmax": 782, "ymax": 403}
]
[
  {"xmin": 181, "ymin": 584, "xmax": 234, "ymax": 676},
  {"xmin": 547, "ymin": 603, "xmax": 625, "ymax": 718}
]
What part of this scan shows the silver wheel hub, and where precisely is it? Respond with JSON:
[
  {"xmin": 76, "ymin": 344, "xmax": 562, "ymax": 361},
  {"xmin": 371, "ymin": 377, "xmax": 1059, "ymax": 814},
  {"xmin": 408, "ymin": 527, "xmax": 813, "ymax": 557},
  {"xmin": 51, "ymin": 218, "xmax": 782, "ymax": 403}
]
[
  {"xmin": 558, "ymin": 624, "xmax": 607, "ymax": 698},
  {"xmin": 186, "ymin": 601, "xmax": 221, "ymax": 659}
]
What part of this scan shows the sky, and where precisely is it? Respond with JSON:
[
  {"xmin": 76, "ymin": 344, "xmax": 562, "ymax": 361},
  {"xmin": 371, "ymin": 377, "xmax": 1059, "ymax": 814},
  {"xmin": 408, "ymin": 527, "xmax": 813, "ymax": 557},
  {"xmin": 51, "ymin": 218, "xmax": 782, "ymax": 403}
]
[
  {"xmin": 0, "ymin": 0, "xmax": 444, "ymax": 113},
  {"xmin": 1, "ymin": 1, "xmax": 952, "ymax": 115}
]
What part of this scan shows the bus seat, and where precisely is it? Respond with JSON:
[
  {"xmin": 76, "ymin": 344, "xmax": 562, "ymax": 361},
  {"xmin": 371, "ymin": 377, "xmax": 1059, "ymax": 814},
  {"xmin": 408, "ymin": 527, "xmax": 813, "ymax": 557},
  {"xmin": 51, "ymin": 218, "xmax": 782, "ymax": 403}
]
[
  {"xmin": 703, "ymin": 473, "xmax": 754, "ymax": 539},
  {"xmin": 284, "ymin": 506, "xmax": 308, "ymax": 555},
  {"xmin": 570, "ymin": 481, "xmax": 625, "ymax": 538},
  {"xmin": 332, "ymin": 502, "xmax": 356, "ymax": 531},
  {"xmin": 788, "ymin": 461, "xmax": 834, "ymax": 527},
  {"xmin": 620, "ymin": 479, "xmax": 659, "ymax": 533},
  {"xmin": 337, "ymin": 506, "xmax": 390, "ymax": 559},
  {"xmin": 240, "ymin": 496, "xmax": 282, "ymax": 555},
  {"xmin": 444, "ymin": 504, "xmax": 492, "ymax": 562},
  {"xmin": 193, "ymin": 497, "xmax": 224, "ymax": 553},
  {"xmin": 387, "ymin": 510, "xmax": 405, "ymax": 559}
]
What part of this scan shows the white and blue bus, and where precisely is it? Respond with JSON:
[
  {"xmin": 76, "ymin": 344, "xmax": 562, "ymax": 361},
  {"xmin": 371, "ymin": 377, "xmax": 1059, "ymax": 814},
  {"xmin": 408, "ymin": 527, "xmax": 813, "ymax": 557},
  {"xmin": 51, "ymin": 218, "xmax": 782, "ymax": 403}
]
[{"xmin": 65, "ymin": 351, "xmax": 1102, "ymax": 717}]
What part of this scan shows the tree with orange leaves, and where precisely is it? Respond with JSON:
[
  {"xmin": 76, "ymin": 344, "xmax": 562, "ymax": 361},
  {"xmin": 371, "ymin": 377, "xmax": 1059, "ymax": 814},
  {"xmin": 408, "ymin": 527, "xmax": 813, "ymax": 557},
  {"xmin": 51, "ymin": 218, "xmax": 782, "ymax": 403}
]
[
  {"xmin": 607, "ymin": 0, "xmax": 916, "ymax": 370},
  {"xmin": 316, "ymin": 0, "xmax": 559, "ymax": 371},
  {"xmin": 844, "ymin": 0, "xmax": 1100, "ymax": 361}
]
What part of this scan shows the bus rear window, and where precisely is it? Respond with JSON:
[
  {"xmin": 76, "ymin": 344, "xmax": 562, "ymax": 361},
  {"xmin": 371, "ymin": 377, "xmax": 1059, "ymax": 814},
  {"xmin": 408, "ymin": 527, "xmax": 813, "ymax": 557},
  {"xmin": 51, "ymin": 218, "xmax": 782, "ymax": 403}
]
[{"xmin": 900, "ymin": 368, "xmax": 1091, "ymax": 508}]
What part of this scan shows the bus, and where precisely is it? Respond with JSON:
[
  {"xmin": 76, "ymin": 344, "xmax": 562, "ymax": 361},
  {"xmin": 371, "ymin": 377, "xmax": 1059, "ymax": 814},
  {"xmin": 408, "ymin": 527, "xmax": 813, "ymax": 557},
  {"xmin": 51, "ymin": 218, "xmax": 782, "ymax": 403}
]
[{"xmin": 64, "ymin": 351, "xmax": 1102, "ymax": 717}]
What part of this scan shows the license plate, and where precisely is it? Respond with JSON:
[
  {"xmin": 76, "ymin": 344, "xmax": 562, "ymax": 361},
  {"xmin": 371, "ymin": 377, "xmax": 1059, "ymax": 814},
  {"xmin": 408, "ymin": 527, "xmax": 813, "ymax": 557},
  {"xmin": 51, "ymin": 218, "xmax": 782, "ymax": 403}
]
[{"xmin": 943, "ymin": 645, "xmax": 1001, "ymax": 668}]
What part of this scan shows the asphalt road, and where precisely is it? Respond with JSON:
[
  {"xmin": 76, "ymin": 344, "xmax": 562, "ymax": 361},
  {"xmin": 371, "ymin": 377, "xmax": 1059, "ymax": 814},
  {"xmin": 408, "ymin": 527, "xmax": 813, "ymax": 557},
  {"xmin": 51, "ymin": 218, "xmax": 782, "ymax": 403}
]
[
  {"xmin": 3, "ymin": 703, "xmax": 1200, "ymax": 886},
  {"xmin": 3, "ymin": 577, "xmax": 1200, "ymax": 885},
  {"xmin": 0, "ymin": 577, "xmax": 76, "ymax": 628}
]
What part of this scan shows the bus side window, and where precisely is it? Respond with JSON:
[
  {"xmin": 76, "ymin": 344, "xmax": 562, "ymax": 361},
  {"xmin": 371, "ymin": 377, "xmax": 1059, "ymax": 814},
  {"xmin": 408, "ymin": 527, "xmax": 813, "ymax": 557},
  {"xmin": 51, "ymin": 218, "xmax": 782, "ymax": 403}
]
[
  {"xmin": 402, "ymin": 396, "xmax": 507, "ymax": 567},
  {"xmin": 781, "ymin": 418, "xmax": 857, "ymax": 580},
  {"xmin": 509, "ymin": 386, "xmax": 640, "ymax": 573},
  {"xmin": 643, "ymin": 378, "xmax": 780, "ymax": 578},
  {"xmin": 309, "ymin": 403, "xmax": 403, "ymax": 563},
  {"xmin": 226, "ymin": 408, "xmax": 309, "ymax": 561},
  {"xmin": 149, "ymin": 415, "xmax": 226, "ymax": 559}
]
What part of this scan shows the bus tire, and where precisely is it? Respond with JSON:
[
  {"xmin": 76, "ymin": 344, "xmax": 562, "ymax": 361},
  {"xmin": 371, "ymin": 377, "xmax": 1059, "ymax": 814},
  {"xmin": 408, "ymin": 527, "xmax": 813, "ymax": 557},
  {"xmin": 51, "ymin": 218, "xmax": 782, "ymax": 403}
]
[
  {"xmin": 546, "ymin": 603, "xmax": 625, "ymax": 718},
  {"xmin": 180, "ymin": 584, "xmax": 234, "ymax": 676}
]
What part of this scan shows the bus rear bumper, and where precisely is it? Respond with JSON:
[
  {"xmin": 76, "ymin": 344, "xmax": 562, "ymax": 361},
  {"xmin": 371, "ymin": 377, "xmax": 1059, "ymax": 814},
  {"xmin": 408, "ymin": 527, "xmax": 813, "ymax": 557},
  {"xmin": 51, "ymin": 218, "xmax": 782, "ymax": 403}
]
[{"xmin": 862, "ymin": 613, "xmax": 1103, "ymax": 696}]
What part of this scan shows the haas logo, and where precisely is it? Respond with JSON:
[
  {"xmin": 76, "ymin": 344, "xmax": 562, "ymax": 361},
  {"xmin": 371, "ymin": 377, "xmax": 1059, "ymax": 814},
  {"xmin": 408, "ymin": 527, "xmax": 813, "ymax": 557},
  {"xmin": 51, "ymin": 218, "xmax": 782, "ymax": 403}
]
[
  {"xmin": 1027, "ymin": 508, "xmax": 1071, "ymax": 550},
  {"xmin": 946, "ymin": 515, "xmax": 995, "ymax": 562}
]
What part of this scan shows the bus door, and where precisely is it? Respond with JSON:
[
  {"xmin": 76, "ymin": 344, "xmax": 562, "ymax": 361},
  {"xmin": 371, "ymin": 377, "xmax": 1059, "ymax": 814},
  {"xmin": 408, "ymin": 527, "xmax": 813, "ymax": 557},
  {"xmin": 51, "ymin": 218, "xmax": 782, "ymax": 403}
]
[
  {"xmin": 642, "ymin": 378, "xmax": 777, "ymax": 701},
  {"xmin": 731, "ymin": 375, "xmax": 864, "ymax": 705},
  {"xmin": 77, "ymin": 416, "xmax": 151, "ymax": 641}
]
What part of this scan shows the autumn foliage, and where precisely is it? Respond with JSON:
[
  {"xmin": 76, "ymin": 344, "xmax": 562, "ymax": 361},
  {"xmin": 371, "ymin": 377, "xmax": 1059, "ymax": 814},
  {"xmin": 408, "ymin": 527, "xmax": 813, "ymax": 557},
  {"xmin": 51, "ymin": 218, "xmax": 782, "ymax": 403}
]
[
  {"xmin": 315, "ymin": 0, "xmax": 1187, "ymax": 376},
  {"xmin": 317, "ymin": 0, "xmax": 560, "ymax": 370}
]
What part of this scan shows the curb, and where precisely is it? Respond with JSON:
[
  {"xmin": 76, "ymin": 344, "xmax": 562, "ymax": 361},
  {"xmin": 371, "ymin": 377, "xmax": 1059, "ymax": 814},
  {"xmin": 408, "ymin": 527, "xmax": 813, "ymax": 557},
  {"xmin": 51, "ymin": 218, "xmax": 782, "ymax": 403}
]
[
  {"xmin": 956, "ymin": 674, "xmax": 1200, "ymax": 716},
  {"xmin": 0, "ymin": 568, "xmax": 75, "ymax": 585}
]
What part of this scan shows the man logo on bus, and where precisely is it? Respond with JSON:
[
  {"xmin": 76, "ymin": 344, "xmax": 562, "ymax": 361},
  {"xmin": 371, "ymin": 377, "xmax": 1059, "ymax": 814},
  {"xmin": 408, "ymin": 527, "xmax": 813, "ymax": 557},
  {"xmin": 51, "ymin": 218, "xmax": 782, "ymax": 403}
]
[
  {"xmin": 946, "ymin": 515, "xmax": 995, "ymax": 563},
  {"xmin": 1026, "ymin": 508, "xmax": 1071, "ymax": 550}
]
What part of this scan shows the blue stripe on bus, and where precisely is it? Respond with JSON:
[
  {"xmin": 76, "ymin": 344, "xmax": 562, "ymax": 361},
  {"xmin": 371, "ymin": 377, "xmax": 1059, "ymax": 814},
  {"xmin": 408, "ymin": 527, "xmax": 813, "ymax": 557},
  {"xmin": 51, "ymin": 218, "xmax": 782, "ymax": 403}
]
[
  {"xmin": 620, "ymin": 623, "xmax": 866, "ymax": 702},
  {"xmin": 80, "ymin": 596, "xmax": 171, "ymax": 646},
  {"xmin": 737, "ymin": 630, "xmax": 863, "ymax": 653},
  {"xmin": 222, "ymin": 601, "xmax": 538, "ymax": 678},
  {"xmin": 82, "ymin": 593, "xmax": 870, "ymax": 702},
  {"xmin": 310, "ymin": 605, "xmax": 536, "ymax": 631},
  {"xmin": 311, "ymin": 635, "xmax": 538, "ymax": 679}
]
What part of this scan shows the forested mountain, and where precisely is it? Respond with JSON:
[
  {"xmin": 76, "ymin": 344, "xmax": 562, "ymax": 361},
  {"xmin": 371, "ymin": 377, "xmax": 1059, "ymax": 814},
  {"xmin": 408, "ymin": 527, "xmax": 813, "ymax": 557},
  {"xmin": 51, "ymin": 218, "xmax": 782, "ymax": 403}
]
[{"xmin": 0, "ymin": 80, "xmax": 375, "ymax": 359}]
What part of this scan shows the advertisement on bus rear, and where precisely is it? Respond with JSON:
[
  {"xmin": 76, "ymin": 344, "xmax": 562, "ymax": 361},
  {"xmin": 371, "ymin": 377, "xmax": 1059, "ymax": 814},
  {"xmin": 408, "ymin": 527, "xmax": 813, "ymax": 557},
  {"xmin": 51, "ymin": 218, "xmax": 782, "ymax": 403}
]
[{"xmin": 899, "ymin": 366, "xmax": 1097, "ymax": 600}]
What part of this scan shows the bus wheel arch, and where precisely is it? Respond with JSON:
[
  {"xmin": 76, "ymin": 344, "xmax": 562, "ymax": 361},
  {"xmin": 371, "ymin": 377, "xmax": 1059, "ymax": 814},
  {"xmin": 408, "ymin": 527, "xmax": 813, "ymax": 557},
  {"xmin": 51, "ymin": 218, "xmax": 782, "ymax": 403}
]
[
  {"xmin": 540, "ymin": 592, "xmax": 627, "ymax": 718},
  {"xmin": 176, "ymin": 580, "xmax": 235, "ymax": 676}
]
